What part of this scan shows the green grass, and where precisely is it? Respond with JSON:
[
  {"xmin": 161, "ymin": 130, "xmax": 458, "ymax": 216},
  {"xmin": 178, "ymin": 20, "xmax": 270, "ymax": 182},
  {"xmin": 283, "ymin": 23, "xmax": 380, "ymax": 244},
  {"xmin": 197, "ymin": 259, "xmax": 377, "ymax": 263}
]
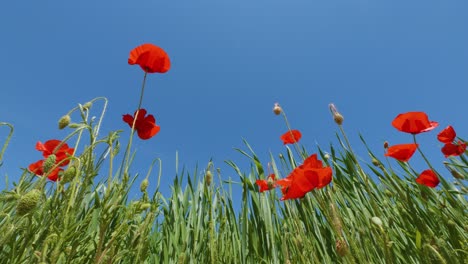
[{"xmin": 0, "ymin": 99, "xmax": 467, "ymax": 264}]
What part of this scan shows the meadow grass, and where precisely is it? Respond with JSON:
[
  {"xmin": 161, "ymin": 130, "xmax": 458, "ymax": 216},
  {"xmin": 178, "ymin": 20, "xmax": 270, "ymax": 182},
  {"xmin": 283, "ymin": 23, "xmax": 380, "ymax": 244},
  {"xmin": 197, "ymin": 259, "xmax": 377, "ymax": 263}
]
[{"xmin": 0, "ymin": 98, "xmax": 466, "ymax": 264}]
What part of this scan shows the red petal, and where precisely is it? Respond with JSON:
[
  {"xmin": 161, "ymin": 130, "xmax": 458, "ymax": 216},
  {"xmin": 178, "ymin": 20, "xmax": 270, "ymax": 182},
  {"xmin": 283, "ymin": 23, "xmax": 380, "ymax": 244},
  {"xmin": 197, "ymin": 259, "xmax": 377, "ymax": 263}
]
[
  {"xmin": 437, "ymin": 126, "xmax": 456, "ymax": 143},
  {"xmin": 128, "ymin": 44, "xmax": 171, "ymax": 73},
  {"xmin": 391, "ymin": 112, "xmax": 438, "ymax": 134},
  {"xmin": 137, "ymin": 124, "xmax": 161, "ymax": 140},
  {"xmin": 441, "ymin": 141, "xmax": 466, "ymax": 157},
  {"xmin": 384, "ymin": 143, "xmax": 419, "ymax": 162},
  {"xmin": 280, "ymin": 130, "xmax": 302, "ymax": 145},
  {"xmin": 416, "ymin": 169, "xmax": 439, "ymax": 188},
  {"xmin": 123, "ymin": 114, "xmax": 134, "ymax": 127}
]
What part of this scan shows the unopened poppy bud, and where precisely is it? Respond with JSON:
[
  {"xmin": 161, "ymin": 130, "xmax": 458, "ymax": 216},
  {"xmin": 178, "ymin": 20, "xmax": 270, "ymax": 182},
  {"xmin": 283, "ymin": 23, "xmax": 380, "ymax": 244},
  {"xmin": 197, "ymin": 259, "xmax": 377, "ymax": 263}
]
[
  {"xmin": 62, "ymin": 165, "xmax": 77, "ymax": 183},
  {"xmin": 335, "ymin": 239, "xmax": 349, "ymax": 257},
  {"xmin": 43, "ymin": 154, "xmax": 57, "ymax": 173},
  {"xmin": 384, "ymin": 141, "xmax": 389, "ymax": 149},
  {"xmin": 372, "ymin": 158, "xmax": 380, "ymax": 167},
  {"xmin": 140, "ymin": 203, "xmax": 151, "ymax": 210},
  {"xmin": 384, "ymin": 190, "xmax": 392, "ymax": 197},
  {"xmin": 140, "ymin": 179, "xmax": 149, "ymax": 192},
  {"xmin": 68, "ymin": 123, "xmax": 81, "ymax": 129},
  {"xmin": 17, "ymin": 189, "xmax": 42, "ymax": 215},
  {"xmin": 82, "ymin": 102, "xmax": 92, "ymax": 111},
  {"xmin": 205, "ymin": 170, "xmax": 212, "ymax": 186},
  {"xmin": 58, "ymin": 115, "xmax": 71, "ymax": 130},
  {"xmin": 273, "ymin": 103, "xmax": 282, "ymax": 115},
  {"xmin": 371, "ymin": 216, "xmax": 383, "ymax": 227},
  {"xmin": 329, "ymin": 103, "xmax": 344, "ymax": 125}
]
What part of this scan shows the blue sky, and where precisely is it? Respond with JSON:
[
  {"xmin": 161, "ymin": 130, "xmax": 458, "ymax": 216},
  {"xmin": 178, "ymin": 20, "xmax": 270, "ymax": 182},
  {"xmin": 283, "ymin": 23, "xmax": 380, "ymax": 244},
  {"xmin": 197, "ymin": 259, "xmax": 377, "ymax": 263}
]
[{"xmin": 1, "ymin": 1, "xmax": 467, "ymax": 198}]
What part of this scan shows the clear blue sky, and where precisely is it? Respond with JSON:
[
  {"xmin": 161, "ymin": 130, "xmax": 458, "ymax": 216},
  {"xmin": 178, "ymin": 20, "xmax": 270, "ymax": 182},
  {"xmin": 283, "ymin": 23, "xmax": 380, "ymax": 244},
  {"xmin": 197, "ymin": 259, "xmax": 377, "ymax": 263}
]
[{"xmin": 1, "ymin": 1, "xmax": 467, "ymax": 198}]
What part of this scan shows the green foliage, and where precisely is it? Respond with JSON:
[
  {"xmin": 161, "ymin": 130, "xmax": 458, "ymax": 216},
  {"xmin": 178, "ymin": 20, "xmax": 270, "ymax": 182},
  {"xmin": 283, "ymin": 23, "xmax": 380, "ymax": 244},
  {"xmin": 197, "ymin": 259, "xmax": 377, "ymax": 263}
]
[{"xmin": 0, "ymin": 100, "xmax": 467, "ymax": 264}]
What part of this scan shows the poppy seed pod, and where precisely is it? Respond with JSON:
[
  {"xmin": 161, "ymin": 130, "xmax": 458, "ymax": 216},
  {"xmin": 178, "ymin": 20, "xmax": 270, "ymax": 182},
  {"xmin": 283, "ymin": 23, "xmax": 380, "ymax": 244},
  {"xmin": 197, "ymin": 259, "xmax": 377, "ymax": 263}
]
[
  {"xmin": 273, "ymin": 103, "xmax": 282, "ymax": 115},
  {"xmin": 58, "ymin": 115, "xmax": 71, "ymax": 130},
  {"xmin": 17, "ymin": 189, "xmax": 42, "ymax": 215},
  {"xmin": 329, "ymin": 103, "xmax": 344, "ymax": 125}
]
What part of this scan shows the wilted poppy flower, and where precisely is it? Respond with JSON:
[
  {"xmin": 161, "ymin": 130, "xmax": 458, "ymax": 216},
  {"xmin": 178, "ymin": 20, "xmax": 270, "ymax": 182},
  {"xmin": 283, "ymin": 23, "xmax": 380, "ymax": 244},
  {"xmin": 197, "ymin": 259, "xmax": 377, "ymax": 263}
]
[
  {"xmin": 441, "ymin": 141, "xmax": 466, "ymax": 157},
  {"xmin": 384, "ymin": 143, "xmax": 419, "ymax": 162},
  {"xmin": 123, "ymin": 108, "xmax": 161, "ymax": 140},
  {"xmin": 280, "ymin": 130, "xmax": 302, "ymax": 145},
  {"xmin": 256, "ymin": 174, "xmax": 277, "ymax": 192},
  {"xmin": 391, "ymin": 112, "xmax": 438, "ymax": 134},
  {"xmin": 128, "ymin": 43, "xmax": 171, "ymax": 73},
  {"xmin": 28, "ymin": 160, "xmax": 63, "ymax": 182},
  {"xmin": 276, "ymin": 154, "xmax": 332, "ymax": 200},
  {"xmin": 437, "ymin": 126, "xmax": 456, "ymax": 143},
  {"xmin": 416, "ymin": 169, "xmax": 439, "ymax": 188},
  {"xmin": 35, "ymin": 140, "xmax": 74, "ymax": 166}
]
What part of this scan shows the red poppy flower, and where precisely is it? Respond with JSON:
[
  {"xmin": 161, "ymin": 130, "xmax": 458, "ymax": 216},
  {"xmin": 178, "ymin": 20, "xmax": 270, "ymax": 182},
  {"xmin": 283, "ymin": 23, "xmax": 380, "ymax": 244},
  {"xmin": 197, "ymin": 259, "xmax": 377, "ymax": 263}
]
[
  {"xmin": 416, "ymin": 169, "xmax": 439, "ymax": 188},
  {"xmin": 35, "ymin": 140, "xmax": 74, "ymax": 166},
  {"xmin": 391, "ymin": 112, "xmax": 438, "ymax": 134},
  {"xmin": 256, "ymin": 174, "xmax": 277, "ymax": 192},
  {"xmin": 128, "ymin": 43, "xmax": 171, "ymax": 73},
  {"xmin": 280, "ymin": 130, "xmax": 302, "ymax": 145},
  {"xmin": 441, "ymin": 141, "xmax": 466, "ymax": 157},
  {"xmin": 28, "ymin": 160, "xmax": 63, "ymax": 182},
  {"xmin": 123, "ymin": 108, "xmax": 161, "ymax": 140},
  {"xmin": 437, "ymin": 126, "xmax": 456, "ymax": 144},
  {"xmin": 276, "ymin": 154, "xmax": 332, "ymax": 200},
  {"xmin": 384, "ymin": 143, "xmax": 419, "ymax": 162}
]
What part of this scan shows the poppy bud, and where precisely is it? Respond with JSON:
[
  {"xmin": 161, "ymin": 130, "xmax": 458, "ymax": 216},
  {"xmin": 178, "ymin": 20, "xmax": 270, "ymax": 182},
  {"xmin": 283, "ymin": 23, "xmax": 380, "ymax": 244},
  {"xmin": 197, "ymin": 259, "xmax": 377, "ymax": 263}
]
[
  {"xmin": 273, "ymin": 103, "xmax": 282, "ymax": 115},
  {"xmin": 371, "ymin": 216, "xmax": 383, "ymax": 227},
  {"xmin": 140, "ymin": 203, "xmax": 151, "ymax": 210},
  {"xmin": 372, "ymin": 158, "xmax": 380, "ymax": 167},
  {"xmin": 62, "ymin": 165, "xmax": 77, "ymax": 183},
  {"xmin": 58, "ymin": 115, "xmax": 71, "ymax": 130},
  {"xmin": 267, "ymin": 176, "xmax": 275, "ymax": 189},
  {"xmin": 69, "ymin": 123, "xmax": 83, "ymax": 129},
  {"xmin": 82, "ymin": 102, "xmax": 92, "ymax": 111},
  {"xmin": 383, "ymin": 141, "xmax": 389, "ymax": 149},
  {"xmin": 205, "ymin": 170, "xmax": 212, "ymax": 186},
  {"xmin": 329, "ymin": 103, "xmax": 344, "ymax": 125},
  {"xmin": 140, "ymin": 179, "xmax": 149, "ymax": 193},
  {"xmin": 335, "ymin": 239, "xmax": 349, "ymax": 257},
  {"xmin": 324, "ymin": 153, "xmax": 330, "ymax": 160},
  {"xmin": 17, "ymin": 189, "xmax": 42, "ymax": 215},
  {"xmin": 444, "ymin": 163, "xmax": 465, "ymax": 180},
  {"xmin": 43, "ymin": 154, "xmax": 57, "ymax": 173}
]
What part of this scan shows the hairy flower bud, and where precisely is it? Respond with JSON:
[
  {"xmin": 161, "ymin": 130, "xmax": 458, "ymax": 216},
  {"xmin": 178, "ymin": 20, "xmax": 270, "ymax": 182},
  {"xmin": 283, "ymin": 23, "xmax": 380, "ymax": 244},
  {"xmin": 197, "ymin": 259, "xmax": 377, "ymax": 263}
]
[
  {"xmin": 43, "ymin": 154, "xmax": 57, "ymax": 173},
  {"xmin": 273, "ymin": 103, "xmax": 282, "ymax": 115},
  {"xmin": 329, "ymin": 103, "xmax": 344, "ymax": 125},
  {"xmin": 205, "ymin": 170, "xmax": 212, "ymax": 186},
  {"xmin": 82, "ymin": 102, "xmax": 92, "ymax": 111},
  {"xmin": 62, "ymin": 165, "xmax": 77, "ymax": 183},
  {"xmin": 140, "ymin": 179, "xmax": 149, "ymax": 193},
  {"xmin": 384, "ymin": 141, "xmax": 389, "ymax": 149},
  {"xmin": 17, "ymin": 189, "xmax": 42, "ymax": 216},
  {"xmin": 58, "ymin": 115, "xmax": 71, "ymax": 130},
  {"xmin": 371, "ymin": 216, "xmax": 383, "ymax": 227}
]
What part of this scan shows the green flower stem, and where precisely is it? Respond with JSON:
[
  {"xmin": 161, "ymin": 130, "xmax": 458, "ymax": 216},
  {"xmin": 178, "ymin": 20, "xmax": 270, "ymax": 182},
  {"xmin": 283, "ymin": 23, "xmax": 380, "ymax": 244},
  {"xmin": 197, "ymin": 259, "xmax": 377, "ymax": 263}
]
[
  {"xmin": 280, "ymin": 111, "xmax": 304, "ymax": 160},
  {"xmin": 122, "ymin": 72, "xmax": 148, "ymax": 177},
  {"xmin": 0, "ymin": 122, "xmax": 14, "ymax": 164}
]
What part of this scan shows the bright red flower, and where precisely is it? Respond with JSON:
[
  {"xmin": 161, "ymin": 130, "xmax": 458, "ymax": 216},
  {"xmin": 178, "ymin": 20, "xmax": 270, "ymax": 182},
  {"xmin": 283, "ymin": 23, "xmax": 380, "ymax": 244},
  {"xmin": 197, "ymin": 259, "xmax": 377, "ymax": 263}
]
[
  {"xmin": 441, "ymin": 141, "xmax": 466, "ymax": 157},
  {"xmin": 123, "ymin": 108, "xmax": 161, "ymax": 140},
  {"xmin": 28, "ymin": 160, "xmax": 63, "ymax": 182},
  {"xmin": 416, "ymin": 169, "xmax": 439, "ymax": 188},
  {"xmin": 128, "ymin": 43, "xmax": 171, "ymax": 73},
  {"xmin": 384, "ymin": 143, "xmax": 418, "ymax": 162},
  {"xmin": 256, "ymin": 174, "xmax": 277, "ymax": 192},
  {"xmin": 391, "ymin": 112, "xmax": 438, "ymax": 134},
  {"xmin": 437, "ymin": 126, "xmax": 456, "ymax": 143},
  {"xmin": 35, "ymin": 140, "xmax": 74, "ymax": 166},
  {"xmin": 276, "ymin": 154, "xmax": 332, "ymax": 200},
  {"xmin": 280, "ymin": 130, "xmax": 302, "ymax": 145}
]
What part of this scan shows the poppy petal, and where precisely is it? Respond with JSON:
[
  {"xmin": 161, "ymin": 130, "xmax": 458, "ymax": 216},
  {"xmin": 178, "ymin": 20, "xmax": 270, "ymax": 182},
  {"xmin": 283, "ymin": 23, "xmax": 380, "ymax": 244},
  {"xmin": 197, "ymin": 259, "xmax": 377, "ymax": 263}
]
[
  {"xmin": 437, "ymin": 126, "xmax": 456, "ymax": 143},
  {"xmin": 128, "ymin": 44, "xmax": 171, "ymax": 73},
  {"xmin": 384, "ymin": 143, "xmax": 419, "ymax": 162},
  {"xmin": 441, "ymin": 141, "xmax": 466, "ymax": 157},
  {"xmin": 280, "ymin": 130, "xmax": 302, "ymax": 145},
  {"xmin": 416, "ymin": 169, "xmax": 439, "ymax": 188},
  {"xmin": 391, "ymin": 112, "xmax": 438, "ymax": 134}
]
